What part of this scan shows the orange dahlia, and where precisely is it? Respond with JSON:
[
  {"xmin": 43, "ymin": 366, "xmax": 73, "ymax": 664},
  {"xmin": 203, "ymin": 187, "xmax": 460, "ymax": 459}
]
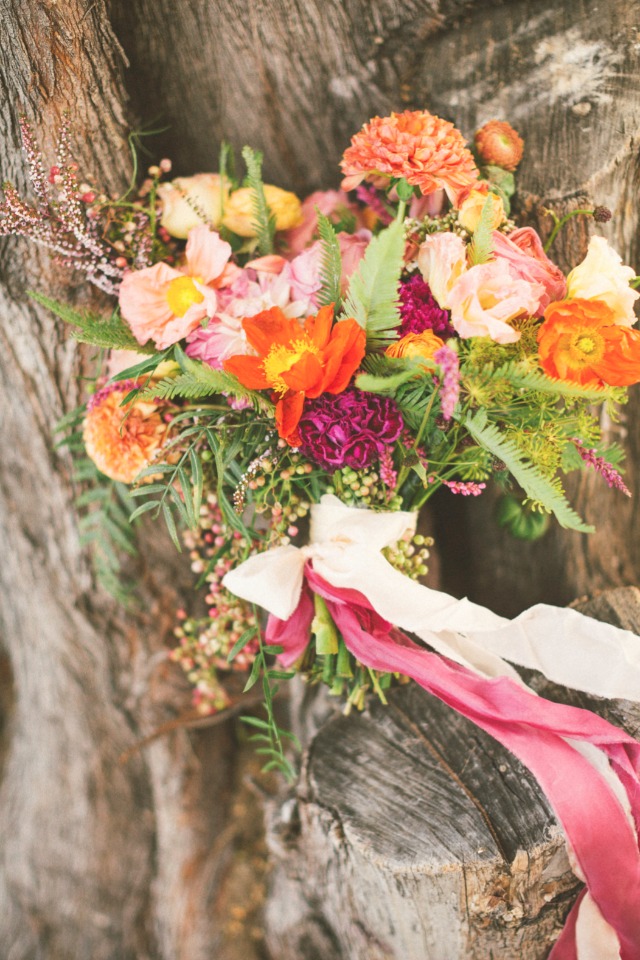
[
  {"xmin": 83, "ymin": 382, "xmax": 169, "ymax": 483},
  {"xmin": 474, "ymin": 120, "xmax": 524, "ymax": 172},
  {"xmin": 223, "ymin": 305, "xmax": 366, "ymax": 445},
  {"xmin": 537, "ymin": 299, "xmax": 640, "ymax": 387},
  {"xmin": 340, "ymin": 110, "xmax": 479, "ymax": 206}
]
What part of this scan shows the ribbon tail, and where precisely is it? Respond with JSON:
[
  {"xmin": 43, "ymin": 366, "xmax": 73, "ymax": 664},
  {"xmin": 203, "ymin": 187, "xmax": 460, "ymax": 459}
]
[
  {"xmin": 222, "ymin": 543, "xmax": 306, "ymax": 621},
  {"xmin": 265, "ymin": 586, "xmax": 314, "ymax": 667}
]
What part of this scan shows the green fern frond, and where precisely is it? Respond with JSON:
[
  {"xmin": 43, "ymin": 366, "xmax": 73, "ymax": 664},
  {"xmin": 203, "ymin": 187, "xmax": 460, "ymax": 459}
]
[
  {"xmin": 316, "ymin": 211, "xmax": 342, "ymax": 308},
  {"xmin": 29, "ymin": 291, "xmax": 155, "ymax": 354},
  {"xmin": 467, "ymin": 196, "xmax": 495, "ymax": 266},
  {"xmin": 491, "ymin": 362, "xmax": 613, "ymax": 401},
  {"xmin": 340, "ymin": 217, "xmax": 403, "ymax": 349},
  {"xmin": 140, "ymin": 347, "xmax": 273, "ymax": 413},
  {"xmin": 241, "ymin": 146, "xmax": 276, "ymax": 256},
  {"xmin": 464, "ymin": 411, "xmax": 594, "ymax": 533}
]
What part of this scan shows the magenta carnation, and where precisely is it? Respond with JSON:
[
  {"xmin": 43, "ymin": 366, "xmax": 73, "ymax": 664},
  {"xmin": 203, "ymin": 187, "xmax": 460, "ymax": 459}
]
[
  {"xmin": 297, "ymin": 387, "xmax": 403, "ymax": 471},
  {"xmin": 399, "ymin": 274, "xmax": 454, "ymax": 338}
]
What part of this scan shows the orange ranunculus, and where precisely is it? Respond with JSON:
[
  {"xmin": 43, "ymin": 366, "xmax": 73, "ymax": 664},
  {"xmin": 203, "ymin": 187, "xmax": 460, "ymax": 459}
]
[
  {"xmin": 537, "ymin": 298, "xmax": 640, "ymax": 387},
  {"xmin": 223, "ymin": 305, "xmax": 366, "ymax": 444},
  {"xmin": 385, "ymin": 330, "xmax": 444, "ymax": 363}
]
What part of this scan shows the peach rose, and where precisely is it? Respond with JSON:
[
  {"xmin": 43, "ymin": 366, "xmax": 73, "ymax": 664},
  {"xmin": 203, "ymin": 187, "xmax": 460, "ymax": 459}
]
[
  {"xmin": 158, "ymin": 174, "xmax": 229, "ymax": 239},
  {"xmin": 222, "ymin": 185, "xmax": 303, "ymax": 237},
  {"xmin": 447, "ymin": 259, "xmax": 544, "ymax": 343},
  {"xmin": 492, "ymin": 227, "xmax": 567, "ymax": 314},
  {"xmin": 566, "ymin": 236, "xmax": 639, "ymax": 326},
  {"xmin": 417, "ymin": 232, "xmax": 468, "ymax": 308}
]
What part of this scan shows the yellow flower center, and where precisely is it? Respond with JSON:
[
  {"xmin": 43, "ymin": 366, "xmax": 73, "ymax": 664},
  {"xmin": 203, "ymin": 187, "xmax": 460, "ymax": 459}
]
[
  {"xmin": 568, "ymin": 329, "xmax": 605, "ymax": 368},
  {"xmin": 262, "ymin": 337, "xmax": 321, "ymax": 396},
  {"xmin": 166, "ymin": 275, "xmax": 205, "ymax": 317}
]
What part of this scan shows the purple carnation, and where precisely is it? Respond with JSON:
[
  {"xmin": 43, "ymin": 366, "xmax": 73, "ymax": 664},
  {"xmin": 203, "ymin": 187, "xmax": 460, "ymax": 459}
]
[
  {"xmin": 297, "ymin": 387, "xmax": 403, "ymax": 472},
  {"xmin": 399, "ymin": 274, "xmax": 454, "ymax": 338}
]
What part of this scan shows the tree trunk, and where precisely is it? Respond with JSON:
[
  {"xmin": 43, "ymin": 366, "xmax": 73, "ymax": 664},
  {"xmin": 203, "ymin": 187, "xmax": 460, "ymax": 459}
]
[{"xmin": 1, "ymin": 1, "xmax": 639, "ymax": 958}]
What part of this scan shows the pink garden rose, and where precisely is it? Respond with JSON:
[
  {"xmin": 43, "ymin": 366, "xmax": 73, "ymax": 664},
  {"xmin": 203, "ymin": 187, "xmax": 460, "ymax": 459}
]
[
  {"xmin": 119, "ymin": 226, "xmax": 236, "ymax": 350},
  {"xmin": 447, "ymin": 258, "xmax": 545, "ymax": 343},
  {"xmin": 492, "ymin": 227, "xmax": 567, "ymax": 314}
]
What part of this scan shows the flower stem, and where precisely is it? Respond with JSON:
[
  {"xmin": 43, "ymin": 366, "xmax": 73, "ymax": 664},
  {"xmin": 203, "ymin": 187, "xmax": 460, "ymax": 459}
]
[{"xmin": 543, "ymin": 208, "xmax": 596, "ymax": 253}]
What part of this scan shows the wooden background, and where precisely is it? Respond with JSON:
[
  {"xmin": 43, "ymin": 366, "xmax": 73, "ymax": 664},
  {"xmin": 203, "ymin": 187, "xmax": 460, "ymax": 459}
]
[{"xmin": 1, "ymin": 1, "xmax": 639, "ymax": 957}]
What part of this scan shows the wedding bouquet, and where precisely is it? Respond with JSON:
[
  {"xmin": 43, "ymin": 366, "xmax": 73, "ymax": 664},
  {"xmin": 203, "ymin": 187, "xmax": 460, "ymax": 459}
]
[{"xmin": 4, "ymin": 109, "xmax": 640, "ymax": 958}]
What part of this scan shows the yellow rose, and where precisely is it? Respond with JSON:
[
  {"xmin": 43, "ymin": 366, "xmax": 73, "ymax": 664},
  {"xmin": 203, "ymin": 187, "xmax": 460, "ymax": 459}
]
[
  {"xmin": 458, "ymin": 189, "xmax": 505, "ymax": 233},
  {"xmin": 158, "ymin": 174, "xmax": 229, "ymax": 239},
  {"xmin": 566, "ymin": 236, "xmax": 639, "ymax": 326},
  {"xmin": 222, "ymin": 185, "xmax": 303, "ymax": 237}
]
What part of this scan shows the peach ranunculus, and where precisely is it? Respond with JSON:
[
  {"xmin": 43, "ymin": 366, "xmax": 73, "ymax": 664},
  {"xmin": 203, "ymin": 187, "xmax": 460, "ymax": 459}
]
[
  {"xmin": 457, "ymin": 188, "xmax": 506, "ymax": 234},
  {"xmin": 83, "ymin": 382, "xmax": 169, "ymax": 483},
  {"xmin": 340, "ymin": 110, "xmax": 479, "ymax": 206},
  {"xmin": 119, "ymin": 226, "xmax": 235, "ymax": 350},
  {"xmin": 417, "ymin": 232, "xmax": 468, "ymax": 308},
  {"xmin": 566, "ymin": 236, "xmax": 639, "ymax": 326},
  {"xmin": 223, "ymin": 305, "xmax": 366, "ymax": 444},
  {"xmin": 491, "ymin": 227, "xmax": 567, "ymax": 314},
  {"xmin": 282, "ymin": 190, "xmax": 366, "ymax": 257},
  {"xmin": 385, "ymin": 329, "xmax": 444, "ymax": 362},
  {"xmin": 157, "ymin": 174, "xmax": 229, "ymax": 239},
  {"xmin": 474, "ymin": 120, "xmax": 524, "ymax": 172},
  {"xmin": 222, "ymin": 185, "xmax": 303, "ymax": 238},
  {"xmin": 538, "ymin": 298, "xmax": 640, "ymax": 387},
  {"xmin": 447, "ymin": 259, "xmax": 545, "ymax": 344}
]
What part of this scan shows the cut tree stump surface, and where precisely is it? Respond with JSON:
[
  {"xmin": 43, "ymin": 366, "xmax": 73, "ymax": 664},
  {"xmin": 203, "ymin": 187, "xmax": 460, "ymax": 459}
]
[{"xmin": 264, "ymin": 587, "xmax": 640, "ymax": 960}]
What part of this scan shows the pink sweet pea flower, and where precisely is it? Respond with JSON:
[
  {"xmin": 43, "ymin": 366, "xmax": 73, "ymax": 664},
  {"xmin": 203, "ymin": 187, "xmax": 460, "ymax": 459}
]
[
  {"xmin": 119, "ymin": 226, "xmax": 235, "ymax": 350},
  {"xmin": 447, "ymin": 259, "xmax": 545, "ymax": 343},
  {"xmin": 491, "ymin": 227, "xmax": 567, "ymax": 314}
]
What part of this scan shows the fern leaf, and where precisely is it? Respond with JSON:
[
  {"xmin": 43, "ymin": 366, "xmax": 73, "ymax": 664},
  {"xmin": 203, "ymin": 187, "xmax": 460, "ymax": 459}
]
[
  {"xmin": 340, "ymin": 218, "xmax": 404, "ymax": 349},
  {"xmin": 241, "ymin": 146, "xmax": 276, "ymax": 256},
  {"xmin": 29, "ymin": 291, "xmax": 154, "ymax": 353},
  {"xmin": 494, "ymin": 362, "xmax": 613, "ymax": 401},
  {"xmin": 464, "ymin": 411, "xmax": 594, "ymax": 533},
  {"xmin": 315, "ymin": 211, "xmax": 342, "ymax": 307},
  {"xmin": 467, "ymin": 196, "xmax": 495, "ymax": 266},
  {"xmin": 137, "ymin": 347, "xmax": 273, "ymax": 413}
]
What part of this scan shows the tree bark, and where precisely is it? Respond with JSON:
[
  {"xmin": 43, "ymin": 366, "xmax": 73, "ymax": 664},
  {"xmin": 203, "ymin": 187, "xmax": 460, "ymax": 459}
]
[{"xmin": 1, "ymin": 1, "xmax": 640, "ymax": 958}]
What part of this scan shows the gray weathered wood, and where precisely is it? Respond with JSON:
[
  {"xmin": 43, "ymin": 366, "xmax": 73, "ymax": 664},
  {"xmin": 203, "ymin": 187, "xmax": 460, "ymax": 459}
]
[{"xmin": 264, "ymin": 587, "xmax": 640, "ymax": 960}]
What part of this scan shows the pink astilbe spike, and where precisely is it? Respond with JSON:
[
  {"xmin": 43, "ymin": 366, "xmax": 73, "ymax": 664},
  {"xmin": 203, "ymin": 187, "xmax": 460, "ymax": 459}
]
[{"xmin": 572, "ymin": 438, "xmax": 631, "ymax": 497}]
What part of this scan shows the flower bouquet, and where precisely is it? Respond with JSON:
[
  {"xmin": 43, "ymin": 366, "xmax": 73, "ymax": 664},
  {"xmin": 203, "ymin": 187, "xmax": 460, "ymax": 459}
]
[{"xmin": 4, "ymin": 109, "xmax": 640, "ymax": 958}]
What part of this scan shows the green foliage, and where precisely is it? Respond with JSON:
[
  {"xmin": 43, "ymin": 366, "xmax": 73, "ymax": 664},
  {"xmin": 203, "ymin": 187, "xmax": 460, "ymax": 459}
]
[
  {"xmin": 495, "ymin": 362, "xmax": 614, "ymax": 401},
  {"xmin": 315, "ymin": 210, "xmax": 343, "ymax": 308},
  {"xmin": 467, "ymin": 195, "xmax": 495, "ymax": 266},
  {"xmin": 54, "ymin": 406, "xmax": 139, "ymax": 603},
  {"xmin": 235, "ymin": 614, "xmax": 299, "ymax": 781},
  {"xmin": 241, "ymin": 146, "xmax": 276, "ymax": 256},
  {"xmin": 481, "ymin": 165, "xmax": 515, "ymax": 216},
  {"xmin": 340, "ymin": 217, "xmax": 404, "ymax": 349},
  {"xmin": 137, "ymin": 346, "xmax": 274, "ymax": 414},
  {"xmin": 29, "ymin": 291, "xmax": 154, "ymax": 354},
  {"xmin": 464, "ymin": 410, "xmax": 594, "ymax": 533}
]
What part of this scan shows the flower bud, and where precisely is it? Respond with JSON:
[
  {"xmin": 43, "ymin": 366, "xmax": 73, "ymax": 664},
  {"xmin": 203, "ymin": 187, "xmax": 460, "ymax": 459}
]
[
  {"xmin": 474, "ymin": 120, "xmax": 524, "ymax": 172},
  {"xmin": 458, "ymin": 188, "xmax": 505, "ymax": 233}
]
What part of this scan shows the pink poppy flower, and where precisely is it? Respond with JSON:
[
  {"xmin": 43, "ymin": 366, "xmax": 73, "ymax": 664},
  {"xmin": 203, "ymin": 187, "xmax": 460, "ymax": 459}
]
[
  {"xmin": 119, "ymin": 226, "xmax": 235, "ymax": 350},
  {"xmin": 492, "ymin": 227, "xmax": 567, "ymax": 314}
]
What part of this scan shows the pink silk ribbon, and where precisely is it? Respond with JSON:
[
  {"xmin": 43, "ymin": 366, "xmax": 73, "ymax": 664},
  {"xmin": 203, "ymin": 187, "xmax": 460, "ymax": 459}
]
[{"xmin": 266, "ymin": 567, "xmax": 640, "ymax": 960}]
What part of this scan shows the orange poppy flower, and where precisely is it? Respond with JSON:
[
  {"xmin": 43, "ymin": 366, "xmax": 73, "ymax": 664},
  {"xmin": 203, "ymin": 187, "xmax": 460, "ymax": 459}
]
[
  {"xmin": 223, "ymin": 304, "xmax": 366, "ymax": 444},
  {"xmin": 538, "ymin": 298, "xmax": 640, "ymax": 387}
]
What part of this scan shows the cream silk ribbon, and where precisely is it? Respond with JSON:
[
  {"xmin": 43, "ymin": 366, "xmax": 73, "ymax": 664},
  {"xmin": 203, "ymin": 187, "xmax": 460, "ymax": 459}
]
[{"xmin": 224, "ymin": 493, "xmax": 640, "ymax": 701}]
